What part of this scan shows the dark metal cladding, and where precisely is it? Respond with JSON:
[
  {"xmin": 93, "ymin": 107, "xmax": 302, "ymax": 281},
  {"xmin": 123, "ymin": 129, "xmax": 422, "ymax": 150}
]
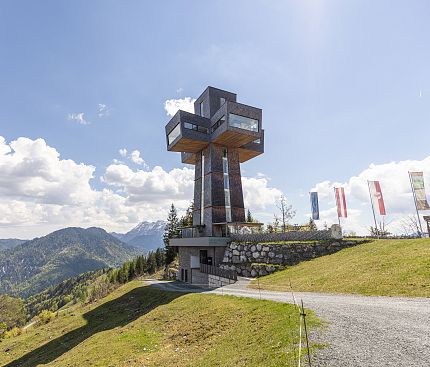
[{"xmin": 165, "ymin": 86, "xmax": 264, "ymax": 236}]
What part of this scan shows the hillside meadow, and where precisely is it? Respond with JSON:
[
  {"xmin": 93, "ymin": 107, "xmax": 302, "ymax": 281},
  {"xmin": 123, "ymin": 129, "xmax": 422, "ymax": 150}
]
[
  {"xmin": 0, "ymin": 281, "xmax": 322, "ymax": 367},
  {"xmin": 251, "ymin": 238, "xmax": 430, "ymax": 297}
]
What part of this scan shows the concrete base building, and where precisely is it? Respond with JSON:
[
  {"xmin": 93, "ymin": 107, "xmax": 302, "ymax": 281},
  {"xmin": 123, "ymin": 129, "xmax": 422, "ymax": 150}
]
[{"xmin": 165, "ymin": 87, "xmax": 264, "ymax": 284}]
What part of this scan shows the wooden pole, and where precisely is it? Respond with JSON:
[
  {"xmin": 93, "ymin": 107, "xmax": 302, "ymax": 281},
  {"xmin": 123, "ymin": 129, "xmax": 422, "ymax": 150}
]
[{"xmin": 301, "ymin": 300, "xmax": 312, "ymax": 367}]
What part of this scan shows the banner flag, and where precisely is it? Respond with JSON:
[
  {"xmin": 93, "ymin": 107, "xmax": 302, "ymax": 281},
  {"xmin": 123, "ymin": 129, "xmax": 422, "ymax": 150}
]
[
  {"xmin": 409, "ymin": 172, "xmax": 430, "ymax": 210},
  {"xmin": 335, "ymin": 187, "xmax": 348, "ymax": 218},
  {"xmin": 310, "ymin": 192, "xmax": 319, "ymax": 220},
  {"xmin": 368, "ymin": 181, "xmax": 386, "ymax": 215}
]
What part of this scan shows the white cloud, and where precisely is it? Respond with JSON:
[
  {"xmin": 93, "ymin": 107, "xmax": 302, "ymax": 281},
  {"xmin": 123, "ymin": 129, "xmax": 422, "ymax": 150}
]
[
  {"xmin": 0, "ymin": 136, "xmax": 96, "ymax": 205},
  {"xmin": 310, "ymin": 156, "xmax": 430, "ymax": 235},
  {"xmin": 130, "ymin": 150, "xmax": 145, "ymax": 166},
  {"xmin": 164, "ymin": 97, "xmax": 196, "ymax": 117},
  {"xmin": 67, "ymin": 112, "xmax": 89, "ymax": 125},
  {"xmin": 97, "ymin": 103, "xmax": 111, "ymax": 118},
  {"xmin": 102, "ymin": 164, "xmax": 194, "ymax": 205},
  {"xmin": 242, "ymin": 177, "xmax": 283, "ymax": 211},
  {"xmin": 0, "ymin": 136, "xmax": 285, "ymax": 238},
  {"xmin": 118, "ymin": 148, "xmax": 127, "ymax": 157},
  {"xmin": 119, "ymin": 148, "xmax": 148, "ymax": 168}
]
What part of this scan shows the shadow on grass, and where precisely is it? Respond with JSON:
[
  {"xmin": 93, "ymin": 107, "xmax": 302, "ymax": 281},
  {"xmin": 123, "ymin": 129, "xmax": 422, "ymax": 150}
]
[{"xmin": 4, "ymin": 285, "xmax": 184, "ymax": 367}]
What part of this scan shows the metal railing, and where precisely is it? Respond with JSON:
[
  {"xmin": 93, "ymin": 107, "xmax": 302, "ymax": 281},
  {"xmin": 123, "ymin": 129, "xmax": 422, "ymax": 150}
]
[{"xmin": 200, "ymin": 263, "xmax": 237, "ymax": 281}]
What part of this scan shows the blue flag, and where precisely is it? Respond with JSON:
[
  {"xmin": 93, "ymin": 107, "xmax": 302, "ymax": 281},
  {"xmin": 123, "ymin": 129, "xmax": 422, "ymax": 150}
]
[{"xmin": 310, "ymin": 192, "xmax": 319, "ymax": 220}]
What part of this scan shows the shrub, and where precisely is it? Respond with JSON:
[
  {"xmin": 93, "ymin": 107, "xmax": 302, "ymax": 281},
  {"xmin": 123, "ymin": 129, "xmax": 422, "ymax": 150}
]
[
  {"xmin": 4, "ymin": 326, "xmax": 22, "ymax": 338},
  {"xmin": 37, "ymin": 310, "xmax": 56, "ymax": 325}
]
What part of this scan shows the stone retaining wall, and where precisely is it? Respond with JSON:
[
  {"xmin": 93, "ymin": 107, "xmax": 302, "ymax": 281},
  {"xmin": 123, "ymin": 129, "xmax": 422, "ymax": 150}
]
[
  {"xmin": 229, "ymin": 224, "xmax": 342, "ymax": 243},
  {"xmin": 208, "ymin": 274, "xmax": 236, "ymax": 288},
  {"xmin": 220, "ymin": 240, "xmax": 363, "ymax": 277}
]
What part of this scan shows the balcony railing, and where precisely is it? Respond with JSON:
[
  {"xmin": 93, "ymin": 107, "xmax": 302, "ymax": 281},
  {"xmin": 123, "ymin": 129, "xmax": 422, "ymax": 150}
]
[
  {"xmin": 177, "ymin": 225, "xmax": 205, "ymax": 238},
  {"xmin": 200, "ymin": 263, "xmax": 237, "ymax": 281}
]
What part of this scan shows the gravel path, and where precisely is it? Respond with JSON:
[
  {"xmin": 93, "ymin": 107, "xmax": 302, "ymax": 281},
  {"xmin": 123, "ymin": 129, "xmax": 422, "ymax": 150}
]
[{"xmin": 146, "ymin": 279, "xmax": 430, "ymax": 366}]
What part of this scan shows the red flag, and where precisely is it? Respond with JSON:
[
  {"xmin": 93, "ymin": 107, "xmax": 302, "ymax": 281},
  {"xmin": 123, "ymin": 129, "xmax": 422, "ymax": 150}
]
[
  {"xmin": 368, "ymin": 181, "xmax": 386, "ymax": 215},
  {"xmin": 335, "ymin": 187, "xmax": 347, "ymax": 218}
]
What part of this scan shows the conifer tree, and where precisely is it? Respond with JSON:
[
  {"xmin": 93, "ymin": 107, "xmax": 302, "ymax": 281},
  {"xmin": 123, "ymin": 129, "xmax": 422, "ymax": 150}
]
[
  {"xmin": 129, "ymin": 258, "xmax": 137, "ymax": 279},
  {"xmin": 136, "ymin": 255, "xmax": 145, "ymax": 275},
  {"xmin": 164, "ymin": 203, "xmax": 180, "ymax": 264},
  {"xmin": 180, "ymin": 201, "xmax": 194, "ymax": 227},
  {"xmin": 155, "ymin": 248, "xmax": 165, "ymax": 268},
  {"xmin": 246, "ymin": 209, "xmax": 253, "ymax": 223},
  {"xmin": 147, "ymin": 252, "xmax": 157, "ymax": 274}
]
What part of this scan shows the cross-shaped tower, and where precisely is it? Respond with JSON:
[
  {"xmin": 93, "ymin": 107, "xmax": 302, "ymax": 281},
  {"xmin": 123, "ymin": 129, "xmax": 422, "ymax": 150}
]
[{"xmin": 165, "ymin": 86, "xmax": 264, "ymax": 237}]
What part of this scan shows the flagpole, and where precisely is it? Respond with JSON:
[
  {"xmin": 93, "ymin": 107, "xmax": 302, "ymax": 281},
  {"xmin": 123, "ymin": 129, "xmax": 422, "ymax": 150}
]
[
  {"xmin": 408, "ymin": 172, "xmax": 424, "ymax": 236},
  {"xmin": 367, "ymin": 181, "xmax": 379, "ymax": 238},
  {"xmin": 334, "ymin": 187, "xmax": 341, "ymax": 226}
]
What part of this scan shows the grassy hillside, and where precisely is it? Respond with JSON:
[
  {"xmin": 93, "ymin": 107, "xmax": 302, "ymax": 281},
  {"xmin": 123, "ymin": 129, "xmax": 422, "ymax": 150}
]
[
  {"xmin": 251, "ymin": 239, "xmax": 430, "ymax": 297},
  {"xmin": 0, "ymin": 227, "xmax": 140, "ymax": 297},
  {"xmin": 0, "ymin": 281, "xmax": 321, "ymax": 367}
]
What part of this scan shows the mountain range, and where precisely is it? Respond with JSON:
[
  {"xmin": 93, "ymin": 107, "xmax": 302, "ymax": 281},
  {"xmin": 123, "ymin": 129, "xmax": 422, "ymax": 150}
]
[
  {"xmin": 0, "ymin": 238, "xmax": 28, "ymax": 251},
  {"xmin": 111, "ymin": 220, "xmax": 166, "ymax": 252},
  {"xmin": 0, "ymin": 227, "xmax": 140, "ymax": 298}
]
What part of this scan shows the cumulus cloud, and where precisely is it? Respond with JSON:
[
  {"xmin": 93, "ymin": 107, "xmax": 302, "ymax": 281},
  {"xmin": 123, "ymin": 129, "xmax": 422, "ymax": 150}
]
[
  {"xmin": 130, "ymin": 150, "xmax": 145, "ymax": 166},
  {"xmin": 242, "ymin": 177, "xmax": 283, "ymax": 211},
  {"xmin": 310, "ymin": 156, "xmax": 430, "ymax": 234},
  {"xmin": 118, "ymin": 148, "xmax": 148, "ymax": 168},
  {"xmin": 97, "ymin": 103, "xmax": 111, "ymax": 118},
  {"xmin": 0, "ymin": 137, "xmax": 173, "ymax": 237},
  {"xmin": 0, "ymin": 136, "xmax": 96, "ymax": 205},
  {"xmin": 164, "ymin": 97, "xmax": 196, "ymax": 117},
  {"xmin": 102, "ymin": 164, "xmax": 194, "ymax": 205},
  {"xmin": 0, "ymin": 136, "xmax": 285, "ymax": 238},
  {"xmin": 67, "ymin": 112, "xmax": 89, "ymax": 125}
]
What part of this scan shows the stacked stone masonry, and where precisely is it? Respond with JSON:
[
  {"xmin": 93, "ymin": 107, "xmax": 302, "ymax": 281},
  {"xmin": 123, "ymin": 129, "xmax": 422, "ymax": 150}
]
[
  {"xmin": 208, "ymin": 274, "xmax": 236, "ymax": 288},
  {"xmin": 220, "ymin": 240, "xmax": 363, "ymax": 277}
]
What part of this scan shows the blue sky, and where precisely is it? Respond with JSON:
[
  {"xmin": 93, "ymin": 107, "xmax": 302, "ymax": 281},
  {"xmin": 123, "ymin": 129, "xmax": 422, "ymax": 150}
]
[{"xmin": 1, "ymin": 1, "xmax": 429, "ymax": 238}]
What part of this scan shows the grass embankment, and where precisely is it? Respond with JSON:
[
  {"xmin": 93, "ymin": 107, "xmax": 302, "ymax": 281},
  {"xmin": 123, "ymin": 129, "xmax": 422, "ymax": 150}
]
[
  {"xmin": 251, "ymin": 239, "xmax": 430, "ymax": 297},
  {"xmin": 1, "ymin": 281, "xmax": 321, "ymax": 367}
]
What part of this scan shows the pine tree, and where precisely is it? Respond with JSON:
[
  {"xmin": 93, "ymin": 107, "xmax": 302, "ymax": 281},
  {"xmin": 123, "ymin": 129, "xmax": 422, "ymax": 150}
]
[
  {"xmin": 155, "ymin": 248, "xmax": 165, "ymax": 268},
  {"xmin": 136, "ymin": 255, "xmax": 144, "ymax": 275},
  {"xmin": 141, "ymin": 256, "xmax": 148, "ymax": 274},
  {"xmin": 180, "ymin": 201, "xmax": 194, "ymax": 227},
  {"xmin": 147, "ymin": 252, "xmax": 157, "ymax": 274},
  {"xmin": 246, "ymin": 209, "xmax": 253, "ymax": 223},
  {"xmin": 164, "ymin": 203, "xmax": 180, "ymax": 264},
  {"xmin": 128, "ymin": 258, "xmax": 137, "ymax": 279}
]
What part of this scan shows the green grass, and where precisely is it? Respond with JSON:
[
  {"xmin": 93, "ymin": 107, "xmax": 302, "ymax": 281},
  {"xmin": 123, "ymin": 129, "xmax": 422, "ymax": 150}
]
[
  {"xmin": 251, "ymin": 238, "xmax": 430, "ymax": 297},
  {"xmin": 0, "ymin": 281, "xmax": 321, "ymax": 367}
]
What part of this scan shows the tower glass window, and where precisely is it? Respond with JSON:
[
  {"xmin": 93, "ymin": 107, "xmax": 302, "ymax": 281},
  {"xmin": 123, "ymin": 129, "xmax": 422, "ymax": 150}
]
[
  {"xmin": 184, "ymin": 122, "xmax": 208, "ymax": 134},
  {"xmin": 200, "ymin": 152, "xmax": 205, "ymax": 225},
  {"xmin": 223, "ymin": 148, "xmax": 232, "ymax": 223},
  {"xmin": 229, "ymin": 113, "xmax": 259, "ymax": 132},
  {"xmin": 200, "ymin": 101, "xmax": 205, "ymax": 117},
  {"xmin": 168, "ymin": 124, "xmax": 181, "ymax": 145},
  {"xmin": 212, "ymin": 116, "xmax": 225, "ymax": 133}
]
